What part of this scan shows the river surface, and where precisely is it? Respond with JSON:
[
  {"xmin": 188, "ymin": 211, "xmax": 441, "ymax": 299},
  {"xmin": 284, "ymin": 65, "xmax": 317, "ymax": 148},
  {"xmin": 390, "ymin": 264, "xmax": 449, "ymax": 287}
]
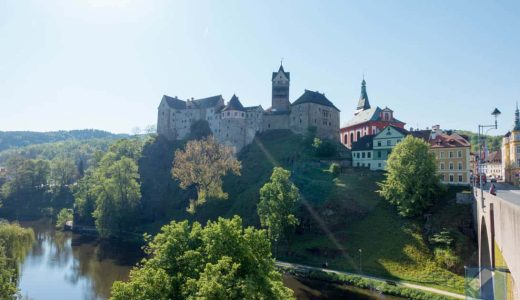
[{"xmin": 18, "ymin": 219, "xmax": 403, "ymax": 300}]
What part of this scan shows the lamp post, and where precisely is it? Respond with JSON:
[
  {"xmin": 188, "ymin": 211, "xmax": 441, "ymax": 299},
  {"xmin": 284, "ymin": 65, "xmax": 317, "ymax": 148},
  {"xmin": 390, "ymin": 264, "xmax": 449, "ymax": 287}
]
[
  {"xmin": 477, "ymin": 108, "xmax": 501, "ymax": 209},
  {"xmin": 358, "ymin": 248, "xmax": 362, "ymax": 274}
]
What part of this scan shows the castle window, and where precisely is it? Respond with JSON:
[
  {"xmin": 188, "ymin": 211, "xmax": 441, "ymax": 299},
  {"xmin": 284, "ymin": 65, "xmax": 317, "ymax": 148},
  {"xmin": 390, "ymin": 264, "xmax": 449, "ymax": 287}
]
[
  {"xmin": 362, "ymin": 152, "xmax": 365, "ymax": 158},
  {"xmin": 449, "ymin": 151, "xmax": 453, "ymax": 158},
  {"xmin": 458, "ymin": 175, "xmax": 463, "ymax": 182},
  {"xmin": 458, "ymin": 162, "xmax": 462, "ymax": 170},
  {"xmin": 449, "ymin": 175, "xmax": 454, "ymax": 182},
  {"xmin": 268, "ymin": 124, "xmax": 271, "ymax": 129},
  {"xmin": 377, "ymin": 141, "xmax": 381, "ymax": 147},
  {"xmin": 458, "ymin": 150, "xmax": 462, "ymax": 158},
  {"xmin": 387, "ymin": 140, "xmax": 391, "ymax": 146},
  {"xmin": 300, "ymin": 119, "xmax": 302, "ymax": 124},
  {"xmin": 449, "ymin": 162, "xmax": 454, "ymax": 170},
  {"xmin": 241, "ymin": 113, "xmax": 244, "ymax": 117},
  {"xmin": 440, "ymin": 163, "xmax": 445, "ymax": 170},
  {"xmin": 367, "ymin": 152, "xmax": 371, "ymax": 158}
]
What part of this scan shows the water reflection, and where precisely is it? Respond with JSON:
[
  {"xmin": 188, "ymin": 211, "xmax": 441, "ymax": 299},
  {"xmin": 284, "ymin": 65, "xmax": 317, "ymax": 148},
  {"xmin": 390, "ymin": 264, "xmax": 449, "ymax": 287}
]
[{"xmin": 18, "ymin": 220, "xmax": 141, "ymax": 300}]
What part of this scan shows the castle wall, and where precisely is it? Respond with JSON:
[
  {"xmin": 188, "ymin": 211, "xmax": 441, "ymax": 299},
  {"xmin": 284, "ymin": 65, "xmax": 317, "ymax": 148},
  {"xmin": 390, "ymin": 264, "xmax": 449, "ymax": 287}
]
[
  {"xmin": 263, "ymin": 113, "xmax": 290, "ymax": 131},
  {"xmin": 217, "ymin": 110, "xmax": 247, "ymax": 152},
  {"xmin": 290, "ymin": 103, "xmax": 340, "ymax": 141}
]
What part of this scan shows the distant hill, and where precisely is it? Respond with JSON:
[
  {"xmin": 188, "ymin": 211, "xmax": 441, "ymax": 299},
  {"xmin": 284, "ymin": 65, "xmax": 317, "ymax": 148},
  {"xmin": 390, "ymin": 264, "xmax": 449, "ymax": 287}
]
[
  {"xmin": 454, "ymin": 130, "xmax": 502, "ymax": 153},
  {"xmin": 0, "ymin": 129, "xmax": 128, "ymax": 152}
]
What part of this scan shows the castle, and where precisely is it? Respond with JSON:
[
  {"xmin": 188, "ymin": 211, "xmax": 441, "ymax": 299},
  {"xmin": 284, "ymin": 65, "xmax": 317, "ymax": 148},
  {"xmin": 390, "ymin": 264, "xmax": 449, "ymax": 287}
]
[{"xmin": 157, "ymin": 64, "xmax": 340, "ymax": 152}]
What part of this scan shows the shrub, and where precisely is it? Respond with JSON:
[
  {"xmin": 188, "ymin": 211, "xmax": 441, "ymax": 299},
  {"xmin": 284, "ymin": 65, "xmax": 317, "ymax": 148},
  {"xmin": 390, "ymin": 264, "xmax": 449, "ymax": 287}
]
[
  {"xmin": 433, "ymin": 247, "xmax": 460, "ymax": 271},
  {"xmin": 329, "ymin": 163, "xmax": 340, "ymax": 177},
  {"xmin": 55, "ymin": 208, "xmax": 73, "ymax": 230}
]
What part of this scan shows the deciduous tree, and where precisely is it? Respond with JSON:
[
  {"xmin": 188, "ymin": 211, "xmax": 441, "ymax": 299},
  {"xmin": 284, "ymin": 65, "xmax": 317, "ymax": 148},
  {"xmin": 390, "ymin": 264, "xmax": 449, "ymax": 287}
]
[
  {"xmin": 258, "ymin": 167, "xmax": 300, "ymax": 249},
  {"xmin": 110, "ymin": 216, "xmax": 294, "ymax": 300},
  {"xmin": 378, "ymin": 135, "xmax": 441, "ymax": 217},
  {"xmin": 172, "ymin": 136, "xmax": 241, "ymax": 213}
]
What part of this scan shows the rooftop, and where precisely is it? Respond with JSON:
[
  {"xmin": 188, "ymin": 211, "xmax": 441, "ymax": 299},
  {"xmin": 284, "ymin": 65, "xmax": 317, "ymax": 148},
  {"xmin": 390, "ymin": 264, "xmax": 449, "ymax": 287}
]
[{"xmin": 291, "ymin": 89, "xmax": 339, "ymax": 111}]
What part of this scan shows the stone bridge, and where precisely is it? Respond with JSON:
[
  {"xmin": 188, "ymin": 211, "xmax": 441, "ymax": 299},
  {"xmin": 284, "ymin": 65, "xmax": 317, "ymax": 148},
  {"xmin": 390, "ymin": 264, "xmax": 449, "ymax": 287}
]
[{"xmin": 474, "ymin": 186, "xmax": 520, "ymax": 299}]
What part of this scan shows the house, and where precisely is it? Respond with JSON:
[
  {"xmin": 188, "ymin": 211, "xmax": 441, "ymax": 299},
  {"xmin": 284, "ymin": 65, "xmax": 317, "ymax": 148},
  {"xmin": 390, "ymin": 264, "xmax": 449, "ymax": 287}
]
[
  {"xmin": 481, "ymin": 150, "xmax": 502, "ymax": 180},
  {"xmin": 352, "ymin": 125, "xmax": 408, "ymax": 170}
]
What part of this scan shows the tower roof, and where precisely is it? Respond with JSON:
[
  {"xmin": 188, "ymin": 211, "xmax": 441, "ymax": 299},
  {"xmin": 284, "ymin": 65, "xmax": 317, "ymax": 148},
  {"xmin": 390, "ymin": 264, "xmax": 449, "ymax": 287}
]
[
  {"xmin": 222, "ymin": 94, "xmax": 246, "ymax": 112},
  {"xmin": 291, "ymin": 90, "xmax": 339, "ymax": 111},
  {"xmin": 514, "ymin": 102, "xmax": 520, "ymax": 131},
  {"xmin": 356, "ymin": 79, "xmax": 371, "ymax": 111},
  {"xmin": 272, "ymin": 63, "xmax": 290, "ymax": 81}
]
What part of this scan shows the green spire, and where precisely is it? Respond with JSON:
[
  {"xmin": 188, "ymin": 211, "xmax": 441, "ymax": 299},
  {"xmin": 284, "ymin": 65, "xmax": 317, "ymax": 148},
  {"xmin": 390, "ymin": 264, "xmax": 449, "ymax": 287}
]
[{"xmin": 356, "ymin": 78, "xmax": 371, "ymax": 111}]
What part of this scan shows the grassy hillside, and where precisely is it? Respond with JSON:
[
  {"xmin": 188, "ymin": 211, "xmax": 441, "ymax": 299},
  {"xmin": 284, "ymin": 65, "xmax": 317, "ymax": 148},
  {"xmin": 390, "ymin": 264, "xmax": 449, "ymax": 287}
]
[{"xmin": 139, "ymin": 130, "xmax": 476, "ymax": 293}]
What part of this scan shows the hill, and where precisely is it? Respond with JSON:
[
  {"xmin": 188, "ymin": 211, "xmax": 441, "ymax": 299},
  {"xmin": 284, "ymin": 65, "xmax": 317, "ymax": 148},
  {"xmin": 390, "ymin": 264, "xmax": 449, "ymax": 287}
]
[
  {"xmin": 0, "ymin": 129, "xmax": 128, "ymax": 152},
  {"xmin": 138, "ymin": 130, "xmax": 475, "ymax": 293}
]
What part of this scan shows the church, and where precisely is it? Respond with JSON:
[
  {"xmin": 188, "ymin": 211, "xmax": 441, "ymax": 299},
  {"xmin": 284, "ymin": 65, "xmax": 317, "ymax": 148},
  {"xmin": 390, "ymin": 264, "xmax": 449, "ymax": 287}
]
[
  {"xmin": 340, "ymin": 79, "xmax": 405, "ymax": 149},
  {"xmin": 156, "ymin": 64, "xmax": 340, "ymax": 152}
]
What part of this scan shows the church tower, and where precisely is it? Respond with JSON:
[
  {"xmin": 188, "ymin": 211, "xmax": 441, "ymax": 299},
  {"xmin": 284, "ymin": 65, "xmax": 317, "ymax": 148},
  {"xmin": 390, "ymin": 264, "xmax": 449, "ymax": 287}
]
[
  {"xmin": 355, "ymin": 78, "xmax": 371, "ymax": 115},
  {"xmin": 271, "ymin": 63, "xmax": 290, "ymax": 112}
]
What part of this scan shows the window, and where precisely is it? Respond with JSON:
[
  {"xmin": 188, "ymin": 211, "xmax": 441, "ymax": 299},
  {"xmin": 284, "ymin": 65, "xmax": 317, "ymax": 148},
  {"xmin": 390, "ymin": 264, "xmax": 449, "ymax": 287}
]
[
  {"xmin": 440, "ymin": 151, "xmax": 444, "ymax": 158},
  {"xmin": 517, "ymin": 146, "xmax": 520, "ymax": 153},
  {"xmin": 458, "ymin": 175, "xmax": 463, "ymax": 182},
  {"xmin": 441, "ymin": 174, "xmax": 445, "ymax": 181},
  {"xmin": 367, "ymin": 152, "xmax": 371, "ymax": 158},
  {"xmin": 449, "ymin": 151, "xmax": 453, "ymax": 158},
  {"xmin": 449, "ymin": 162, "xmax": 454, "ymax": 170},
  {"xmin": 368, "ymin": 163, "xmax": 371, "ymax": 168},
  {"xmin": 357, "ymin": 162, "xmax": 360, "ymax": 167},
  {"xmin": 397, "ymin": 139, "xmax": 401, "ymax": 143},
  {"xmin": 458, "ymin": 162, "xmax": 462, "ymax": 170},
  {"xmin": 440, "ymin": 163, "xmax": 445, "ymax": 170},
  {"xmin": 227, "ymin": 112, "xmax": 230, "ymax": 116},
  {"xmin": 234, "ymin": 112, "xmax": 238, "ymax": 116},
  {"xmin": 377, "ymin": 141, "xmax": 382, "ymax": 147},
  {"xmin": 458, "ymin": 150, "xmax": 462, "ymax": 158},
  {"xmin": 449, "ymin": 175, "xmax": 454, "ymax": 182},
  {"xmin": 378, "ymin": 163, "xmax": 382, "ymax": 167},
  {"xmin": 241, "ymin": 113, "xmax": 244, "ymax": 117},
  {"xmin": 362, "ymin": 152, "xmax": 365, "ymax": 158},
  {"xmin": 378, "ymin": 151, "xmax": 382, "ymax": 158},
  {"xmin": 387, "ymin": 140, "xmax": 391, "ymax": 146}
]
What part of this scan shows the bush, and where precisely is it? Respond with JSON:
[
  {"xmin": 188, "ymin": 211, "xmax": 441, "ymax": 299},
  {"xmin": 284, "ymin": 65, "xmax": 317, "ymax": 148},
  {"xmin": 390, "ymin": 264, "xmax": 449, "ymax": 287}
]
[
  {"xmin": 312, "ymin": 138, "xmax": 337, "ymax": 158},
  {"xmin": 55, "ymin": 208, "xmax": 73, "ymax": 230},
  {"xmin": 329, "ymin": 163, "xmax": 340, "ymax": 177},
  {"xmin": 433, "ymin": 247, "xmax": 460, "ymax": 271}
]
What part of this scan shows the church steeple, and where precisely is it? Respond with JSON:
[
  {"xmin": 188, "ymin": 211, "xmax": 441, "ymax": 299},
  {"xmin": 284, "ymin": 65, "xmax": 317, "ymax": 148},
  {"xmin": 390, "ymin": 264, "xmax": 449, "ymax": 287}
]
[
  {"xmin": 356, "ymin": 78, "xmax": 371, "ymax": 113},
  {"xmin": 515, "ymin": 102, "xmax": 519, "ymax": 124}
]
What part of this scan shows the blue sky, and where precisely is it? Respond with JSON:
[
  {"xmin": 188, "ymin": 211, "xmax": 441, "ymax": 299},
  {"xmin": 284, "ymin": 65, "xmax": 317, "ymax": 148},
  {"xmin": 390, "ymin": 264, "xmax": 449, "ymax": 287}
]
[{"xmin": 0, "ymin": 0, "xmax": 518, "ymax": 135}]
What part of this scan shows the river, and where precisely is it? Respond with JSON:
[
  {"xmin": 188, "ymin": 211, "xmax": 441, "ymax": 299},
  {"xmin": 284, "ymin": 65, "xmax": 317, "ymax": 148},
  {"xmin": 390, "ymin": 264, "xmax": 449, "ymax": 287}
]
[{"xmin": 17, "ymin": 219, "xmax": 403, "ymax": 300}]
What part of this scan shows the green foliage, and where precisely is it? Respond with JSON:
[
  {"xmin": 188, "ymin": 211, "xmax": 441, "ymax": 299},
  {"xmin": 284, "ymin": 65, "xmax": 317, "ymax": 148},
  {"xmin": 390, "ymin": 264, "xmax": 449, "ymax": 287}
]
[
  {"xmin": 55, "ymin": 208, "xmax": 73, "ymax": 230},
  {"xmin": 258, "ymin": 167, "xmax": 300, "ymax": 245},
  {"xmin": 92, "ymin": 157, "xmax": 142, "ymax": 238},
  {"xmin": 172, "ymin": 136, "xmax": 242, "ymax": 213},
  {"xmin": 378, "ymin": 135, "xmax": 441, "ymax": 217},
  {"xmin": 110, "ymin": 216, "xmax": 294, "ymax": 300},
  {"xmin": 0, "ymin": 221, "xmax": 35, "ymax": 299},
  {"xmin": 329, "ymin": 163, "xmax": 340, "ymax": 177},
  {"xmin": 0, "ymin": 129, "xmax": 126, "ymax": 152},
  {"xmin": 50, "ymin": 158, "xmax": 78, "ymax": 187},
  {"xmin": 428, "ymin": 230, "xmax": 454, "ymax": 248},
  {"xmin": 454, "ymin": 130, "xmax": 501, "ymax": 153},
  {"xmin": 433, "ymin": 248, "xmax": 460, "ymax": 271},
  {"xmin": 312, "ymin": 138, "xmax": 337, "ymax": 157}
]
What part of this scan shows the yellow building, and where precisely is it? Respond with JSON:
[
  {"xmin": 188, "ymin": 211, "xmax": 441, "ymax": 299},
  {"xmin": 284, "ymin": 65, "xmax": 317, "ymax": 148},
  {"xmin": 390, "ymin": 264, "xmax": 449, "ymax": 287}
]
[
  {"xmin": 411, "ymin": 125, "xmax": 471, "ymax": 185},
  {"xmin": 502, "ymin": 105, "xmax": 520, "ymax": 185}
]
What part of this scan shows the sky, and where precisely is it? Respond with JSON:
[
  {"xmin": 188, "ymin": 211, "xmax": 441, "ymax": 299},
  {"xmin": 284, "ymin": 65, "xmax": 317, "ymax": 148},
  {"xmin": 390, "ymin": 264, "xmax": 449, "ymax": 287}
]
[{"xmin": 0, "ymin": 0, "xmax": 519, "ymax": 135}]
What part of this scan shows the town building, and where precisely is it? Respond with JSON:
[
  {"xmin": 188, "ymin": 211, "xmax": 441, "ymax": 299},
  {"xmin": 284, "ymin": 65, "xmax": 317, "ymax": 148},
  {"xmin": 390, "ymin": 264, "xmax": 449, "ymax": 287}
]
[
  {"xmin": 157, "ymin": 64, "xmax": 340, "ymax": 152},
  {"xmin": 353, "ymin": 124, "xmax": 471, "ymax": 185},
  {"xmin": 417, "ymin": 125, "xmax": 471, "ymax": 185},
  {"xmin": 352, "ymin": 125, "xmax": 408, "ymax": 170},
  {"xmin": 502, "ymin": 104, "xmax": 520, "ymax": 185},
  {"xmin": 340, "ymin": 79, "xmax": 405, "ymax": 149},
  {"xmin": 481, "ymin": 150, "xmax": 502, "ymax": 180}
]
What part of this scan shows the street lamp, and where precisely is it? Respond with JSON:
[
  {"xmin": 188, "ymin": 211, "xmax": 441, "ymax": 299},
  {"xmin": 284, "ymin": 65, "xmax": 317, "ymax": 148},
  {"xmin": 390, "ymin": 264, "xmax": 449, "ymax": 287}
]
[
  {"xmin": 477, "ymin": 108, "xmax": 501, "ymax": 208},
  {"xmin": 358, "ymin": 248, "xmax": 362, "ymax": 274}
]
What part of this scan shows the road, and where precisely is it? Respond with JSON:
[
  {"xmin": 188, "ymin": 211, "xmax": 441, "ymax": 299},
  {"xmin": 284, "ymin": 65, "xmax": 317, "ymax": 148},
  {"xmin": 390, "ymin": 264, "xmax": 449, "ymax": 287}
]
[
  {"xmin": 475, "ymin": 182, "xmax": 520, "ymax": 206},
  {"xmin": 276, "ymin": 261, "xmax": 465, "ymax": 299}
]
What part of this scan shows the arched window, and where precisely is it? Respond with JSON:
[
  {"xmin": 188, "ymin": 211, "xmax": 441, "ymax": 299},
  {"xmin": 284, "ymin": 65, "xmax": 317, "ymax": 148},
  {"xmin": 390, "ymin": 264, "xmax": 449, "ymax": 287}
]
[
  {"xmin": 344, "ymin": 134, "xmax": 348, "ymax": 144},
  {"xmin": 357, "ymin": 131, "xmax": 361, "ymax": 141},
  {"xmin": 350, "ymin": 133, "xmax": 354, "ymax": 145}
]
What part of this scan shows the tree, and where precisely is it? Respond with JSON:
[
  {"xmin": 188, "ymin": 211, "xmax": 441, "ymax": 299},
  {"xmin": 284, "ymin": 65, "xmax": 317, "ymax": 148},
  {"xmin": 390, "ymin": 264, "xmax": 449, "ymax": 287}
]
[
  {"xmin": 50, "ymin": 158, "xmax": 78, "ymax": 187},
  {"xmin": 56, "ymin": 208, "xmax": 73, "ymax": 230},
  {"xmin": 110, "ymin": 216, "xmax": 294, "ymax": 300},
  {"xmin": 188, "ymin": 120, "xmax": 212, "ymax": 140},
  {"xmin": 378, "ymin": 135, "xmax": 441, "ymax": 217},
  {"xmin": 92, "ymin": 157, "xmax": 142, "ymax": 238},
  {"xmin": 172, "ymin": 136, "xmax": 241, "ymax": 213},
  {"xmin": 257, "ymin": 167, "xmax": 300, "ymax": 251}
]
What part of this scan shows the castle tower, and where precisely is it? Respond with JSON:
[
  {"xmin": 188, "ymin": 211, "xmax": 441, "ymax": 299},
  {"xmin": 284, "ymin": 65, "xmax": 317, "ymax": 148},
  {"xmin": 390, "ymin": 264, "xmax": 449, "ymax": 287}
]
[
  {"xmin": 355, "ymin": 78, "xmax": 371, "ymax": 115},
  {"xmin": 271, "ymin": 63, "xmax": 290, "ymax": 112}
]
